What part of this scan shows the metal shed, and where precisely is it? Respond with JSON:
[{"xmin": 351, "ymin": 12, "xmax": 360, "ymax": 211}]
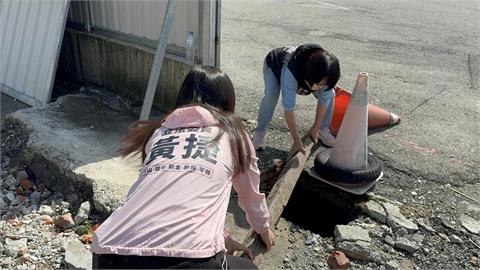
[
  {"xmin": 0, "ymin": 0, "xmax": 70, "ymax": 107},
  {"xmin": 1, "ymin": 0, "xmax": 221, "ymax": 112}
]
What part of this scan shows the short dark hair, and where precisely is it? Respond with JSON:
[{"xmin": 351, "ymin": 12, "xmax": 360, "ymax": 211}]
[
  {"xmin": 304, "ymin": 50, "xmax": 340, "ymax": 90},
  {"xmin": 175, "ymin": 66, "xmax": 236, "ymax": 112}
]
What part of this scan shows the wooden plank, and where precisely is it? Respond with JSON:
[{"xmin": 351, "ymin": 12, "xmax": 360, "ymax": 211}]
[{"xmin": 240, "ymin": 135, "xmax": 323, "ymax": 263}]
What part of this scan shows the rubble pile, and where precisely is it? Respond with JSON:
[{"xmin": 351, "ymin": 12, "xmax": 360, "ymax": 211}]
[{"xmin": 1, "ymin": 168, "xmax": 94, "ymax": 270}]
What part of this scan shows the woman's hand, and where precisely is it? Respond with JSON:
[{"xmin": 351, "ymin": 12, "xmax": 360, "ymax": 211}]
[
  {"xmin": 260, "ymin": 229, "xmax": 276, "ymax": 252},
  {"xmin": 225, "ymin": 236, "xmax": 253, "ymax": 259},
  {"xmin": 287, "ymin": 140, "xmax": 305, "ymax": 160},
  {"xmin": 308, "ymin": 126, "xmax": 320, "ymax": 143}
]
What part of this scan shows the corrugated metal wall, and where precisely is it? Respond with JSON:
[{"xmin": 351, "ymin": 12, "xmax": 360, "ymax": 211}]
[
  {"xmin": 0, "ymin": 0, "xmax": 70, "ymax": 107},
  {"xmin": 69, "ymin": 0, "xmax": 200, "ymax": 47}
]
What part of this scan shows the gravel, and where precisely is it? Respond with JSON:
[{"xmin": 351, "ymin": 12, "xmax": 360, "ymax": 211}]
[{"xmin": 1, "ymin": 162, "xmax": 96, "ymax": 269}]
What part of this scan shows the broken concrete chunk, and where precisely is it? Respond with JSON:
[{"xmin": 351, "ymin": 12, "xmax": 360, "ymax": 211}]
[
  {"xmin": 383, "ymin": 202, "xmax": 418, "ymax": 232},
  {"xmin": 384, "ymin": 235, "xmax": 395, "ymax": 247},
  {"xmin": 74, "ymin": 201, "xmax": 91, "ymax": 225},
  {"xmin": 410, "ymin": 233, "xmax": 425, "ymax": 243},
  {"xmin": 465, "ymin": 202, "xmax": 480, "ymax": 215},
  {"xmin": 336, "ymin": 240, "xmax": 372, "ymax": 260},
  {"xmin": 395, "ymin": 237, "xmax": 419, "ymax": 253},
  {"xmin": 438, "ymin": 233, "xmax": 450, "ymax": 242},
  {"xmin": 4, "ymin": 238, "xmax": 28, "ymax": 257},
  {"xmin": 334, "ymin": 225, "xmax": 371, "ymax": 243},
  {"xmin": 460, "ymin": 215, "xmax": 479, "ymax": 235},
  {"xmin": 449, "ymin": 234, "xmax": 463, "ymax": 245},
  {"xmin": 386, "ymin": 260, "xmax": 400, "ymax": 270},
  {"xmin": 6, "ymin": 191, "xmax": 15, "ymax": 202},
  {"xmin": 63, "ymin": 239, "xmax": 92, "ymax": 270},
  {"xmin": 39, "ymin": 205, "xmax": 55, "ymax": 216},
  {"xmin": 365, "ymin": 200, "xmax": 387, "ymax": 223}
]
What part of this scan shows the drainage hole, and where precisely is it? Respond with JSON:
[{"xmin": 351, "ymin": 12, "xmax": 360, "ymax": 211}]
[{"xmin": 282, "ymin": 175, "xmax": 365, "ymax": 237}]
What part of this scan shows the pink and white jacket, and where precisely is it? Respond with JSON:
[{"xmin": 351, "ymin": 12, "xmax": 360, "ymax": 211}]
[{"xmin": 91, "ymin": 106, "xmax": 270, "ymax": 258}]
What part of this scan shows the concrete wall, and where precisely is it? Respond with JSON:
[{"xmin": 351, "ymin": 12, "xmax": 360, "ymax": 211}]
[{"xmin": 59, "ymin": 28, "xmax": 191, "ymax": 112}]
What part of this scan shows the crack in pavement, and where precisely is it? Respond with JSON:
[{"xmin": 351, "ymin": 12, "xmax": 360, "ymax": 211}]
[
  {"xmin": 467, "ymin": 54, "xmax": 480, "ymax": 90},
  {"xmin": 406, "ymin": 85, "xmax": 448, "ymax": 115}
]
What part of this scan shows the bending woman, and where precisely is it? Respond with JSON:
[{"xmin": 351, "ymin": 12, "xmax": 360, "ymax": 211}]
[{"xmin": 91, "ymin": 66, "xmax": 275, "ymax": 269}]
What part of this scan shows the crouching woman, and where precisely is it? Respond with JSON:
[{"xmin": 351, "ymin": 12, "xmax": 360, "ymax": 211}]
[{"xmin": 91, "ymin": 66, "xmax": 275, "ymax": 269}]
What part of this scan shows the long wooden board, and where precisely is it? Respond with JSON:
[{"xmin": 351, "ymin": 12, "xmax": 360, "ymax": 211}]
[{"xmin": 241, "ymin": 135, "xmax": 323, "ymax": 263}]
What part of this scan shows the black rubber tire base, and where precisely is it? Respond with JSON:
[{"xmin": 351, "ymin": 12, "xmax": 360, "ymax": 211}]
[{"xmin": 314, "ymin": 149, "xmax": 382, "ymax": 185}]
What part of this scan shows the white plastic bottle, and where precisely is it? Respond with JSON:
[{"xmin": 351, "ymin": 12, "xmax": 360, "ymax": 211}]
[{"xmin": 186, "ymin": 31, "xmax": 195, "ymax": 65}]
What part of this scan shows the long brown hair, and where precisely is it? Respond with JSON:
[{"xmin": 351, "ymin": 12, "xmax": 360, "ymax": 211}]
[{"xmin": 120, "ymin": 66, "xmax": 252, "ymax": 174}]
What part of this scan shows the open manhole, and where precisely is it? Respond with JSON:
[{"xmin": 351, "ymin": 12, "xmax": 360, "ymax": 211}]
[{"xmin": 282, "ymin": 172, "xmax": 367, "ymax": 237}]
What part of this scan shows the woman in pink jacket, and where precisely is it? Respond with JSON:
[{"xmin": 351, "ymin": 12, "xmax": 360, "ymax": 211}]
[{"xmin": 91, "ymin": 66, "xmax": 275, "ymax": 269}]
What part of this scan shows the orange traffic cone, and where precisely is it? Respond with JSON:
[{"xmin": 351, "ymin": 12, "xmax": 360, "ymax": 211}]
[{"xmin": 330, "ymin": 86, "xmax": 401, "ymax": 135}]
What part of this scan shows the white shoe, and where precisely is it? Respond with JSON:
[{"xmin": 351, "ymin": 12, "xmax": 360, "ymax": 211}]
[
  {"xmin": 252, "ymin": 131, "xmax": 266, "ymax": 151},
  {"xmin": 319, "ymin": 128, "xmax": 335, "ymax": 147}
]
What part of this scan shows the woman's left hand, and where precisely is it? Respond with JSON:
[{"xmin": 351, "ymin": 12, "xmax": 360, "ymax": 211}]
[{"xmin": 225, "ymin": 236, "xmax": 253, "ymax": 259}]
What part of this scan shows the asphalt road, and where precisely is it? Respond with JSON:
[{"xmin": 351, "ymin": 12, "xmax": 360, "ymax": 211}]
[{"xmin": 220, "ymin": 0, "xmax": 480, "ymax": 187}]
